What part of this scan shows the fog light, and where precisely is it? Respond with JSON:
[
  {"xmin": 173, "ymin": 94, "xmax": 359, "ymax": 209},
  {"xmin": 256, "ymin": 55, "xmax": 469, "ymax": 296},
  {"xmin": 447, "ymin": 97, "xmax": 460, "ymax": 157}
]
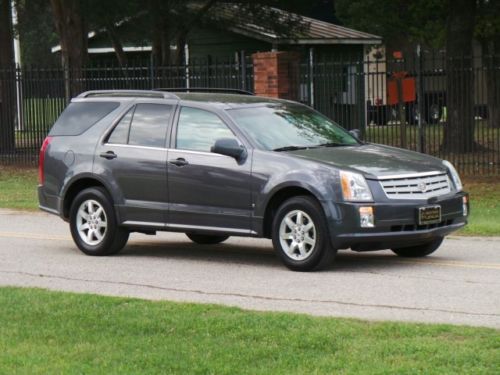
[
  {"xmin": 359, "ymin": 206, "xmax": 374, "ymax": 228},
  {"xmin": 462, "ymin": 196, "xmax": 468, "ymax": 216}
]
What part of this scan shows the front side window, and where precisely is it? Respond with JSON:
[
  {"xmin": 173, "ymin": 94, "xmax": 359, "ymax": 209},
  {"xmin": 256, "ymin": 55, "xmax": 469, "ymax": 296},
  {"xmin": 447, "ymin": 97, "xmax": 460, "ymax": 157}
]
[
  {"xmin": 176, "ymin": 107, "xmax": 235, "ymax": 152},
  {"xmin": 128, "ymin": 104, "xmax": 173, "ymax": 148},
  {"xmin": 228, "ymin": 104, "xmax": 359, "ymax": 151}
]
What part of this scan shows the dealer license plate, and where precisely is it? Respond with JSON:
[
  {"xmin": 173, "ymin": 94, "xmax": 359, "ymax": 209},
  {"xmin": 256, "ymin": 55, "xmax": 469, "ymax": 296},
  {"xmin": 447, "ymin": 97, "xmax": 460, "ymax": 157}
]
[{"xmin": 418, "ymin": 205, "xmax": 442, "ymax": 225}]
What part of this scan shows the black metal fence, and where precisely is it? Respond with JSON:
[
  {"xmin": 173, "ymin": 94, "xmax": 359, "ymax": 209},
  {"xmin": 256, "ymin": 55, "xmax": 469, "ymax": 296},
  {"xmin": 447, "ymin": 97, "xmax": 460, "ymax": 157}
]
[
  {"xmin": 297, "ymin": 51, "xmax": 500, "ymax": 176},
  {"xmin": 0, "ymin": 52, "xmax": 499, "ymax": 176},
  {"xmin": 0, "ymin": 57, "xmax": 254, "ymax": 165}
]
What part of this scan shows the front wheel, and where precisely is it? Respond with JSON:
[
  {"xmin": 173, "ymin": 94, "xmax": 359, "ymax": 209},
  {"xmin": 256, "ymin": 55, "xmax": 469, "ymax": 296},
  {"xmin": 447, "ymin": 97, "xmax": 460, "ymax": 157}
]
[
  {"xmin": 272, "ymin": 196, "xmax": 336, "ymax": 271},
  {"xmin": 69, "ymin": 187, "xmax": 129, "ymax": 256},
  {"xmin": 391, "ymin": 237, "xmax": 443, "ymax": 257}
]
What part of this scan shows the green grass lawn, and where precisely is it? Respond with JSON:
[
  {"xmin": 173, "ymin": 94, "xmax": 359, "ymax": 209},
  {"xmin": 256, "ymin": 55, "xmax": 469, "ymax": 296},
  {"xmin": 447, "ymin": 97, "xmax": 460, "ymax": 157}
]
[
  {"xmin": 0, "ymin": 287, "xmax": 498, "ymax": 374},
  {"xmin": 460, "ymin": 178, "xmax": 500, "ymax": 236},
  {"xmin": 0, "ymin": 167, "xmax": 498, "ymax": 236},
  {"xmin": 0, "ymin": 166, "xmax": 38, "ymax": 210}
]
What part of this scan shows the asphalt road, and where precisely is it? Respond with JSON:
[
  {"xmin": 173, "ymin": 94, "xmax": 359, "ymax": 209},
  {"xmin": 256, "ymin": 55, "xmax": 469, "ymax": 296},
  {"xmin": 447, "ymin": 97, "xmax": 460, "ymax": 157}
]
[{"xmin": 0, "ymin": 208, "xmax": 499, "ymax": 328}]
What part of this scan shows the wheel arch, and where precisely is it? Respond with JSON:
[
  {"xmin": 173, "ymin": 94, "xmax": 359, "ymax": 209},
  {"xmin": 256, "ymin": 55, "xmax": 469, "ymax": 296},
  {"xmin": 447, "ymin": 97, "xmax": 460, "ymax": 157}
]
[
  {"xmin": 261, "ymin": 184, "xmax": 326, "ymax": 238},
  {"xmin": 61, "ymin": 175, "xmax": 115, "ymax": 220}
]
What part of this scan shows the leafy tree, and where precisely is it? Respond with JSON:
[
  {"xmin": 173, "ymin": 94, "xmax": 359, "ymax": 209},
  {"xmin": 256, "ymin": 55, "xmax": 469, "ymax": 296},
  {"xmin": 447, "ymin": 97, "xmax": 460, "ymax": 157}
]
[
  {"xmin": 0, "ymin": 0, "xmax": 15, "ymax": 153},
  {"xmin": 441, "ymin": 0, "xmax": 479, "ymax": 153},
  {"xmin": 476, "ymin": 0, "xmax": 500, "ymax": 129},
  {"xmin": 336, "ymin": 0, "xmax": 488, "ymax": 152},
  {"xmin": 335, "ymin": 0, "xmax": 447, "ymax": 51},
  {"xmin": 144, "ymin": 0, "xmax": 310, "ymax": 66},
  {"xmin": 50, "ymin": 0, "xmax": 87, "ymax": 98},
  {"xmin": 85, "ymin": 0, "xmax": 143, "ymax": 68},
  {"xmin": 16, "ymin": 0, "xmax": 59, "ymax": 66}
]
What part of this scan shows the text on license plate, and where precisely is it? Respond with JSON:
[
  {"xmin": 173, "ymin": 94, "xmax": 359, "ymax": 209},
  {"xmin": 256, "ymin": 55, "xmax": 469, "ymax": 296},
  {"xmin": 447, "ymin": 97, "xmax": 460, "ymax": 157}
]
[{"xmin": 418, "ymin": 205, "xmax": 442, "ymax": 225}]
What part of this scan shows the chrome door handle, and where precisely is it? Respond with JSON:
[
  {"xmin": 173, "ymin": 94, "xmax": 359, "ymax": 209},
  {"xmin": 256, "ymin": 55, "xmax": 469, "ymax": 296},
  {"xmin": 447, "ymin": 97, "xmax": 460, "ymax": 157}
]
[
  {"xmin": 169, "ymin": 157, "xmax": 189, "ymax": 167},
  {"xmin": 100, "ymin": 151, "xmax": 117, "ymax": 160}
]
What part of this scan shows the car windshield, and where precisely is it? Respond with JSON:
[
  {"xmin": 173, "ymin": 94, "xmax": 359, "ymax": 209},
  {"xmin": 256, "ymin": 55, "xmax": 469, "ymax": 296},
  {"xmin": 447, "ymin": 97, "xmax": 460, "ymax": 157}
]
[{"xmin": 227, "ymin": 104, "xmax": 359, "ymax": 151}]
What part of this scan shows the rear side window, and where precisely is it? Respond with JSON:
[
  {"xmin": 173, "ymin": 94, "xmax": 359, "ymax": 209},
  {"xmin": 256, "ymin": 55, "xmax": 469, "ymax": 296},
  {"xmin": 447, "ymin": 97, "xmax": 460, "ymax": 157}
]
[
  {"xmin": 106, "ymin": 103, "xmax": 172, "ymax": 147},
  {"xmin": 50, "ymin": 102, "xmax": 119, "ymax": 136},
  {"xmin": 107, "ymin": 108, "xmax": 133, "ymax": 144},
  {"xmin": 128, "ymin": 104, "xmax": 172, "ymax": 148}
]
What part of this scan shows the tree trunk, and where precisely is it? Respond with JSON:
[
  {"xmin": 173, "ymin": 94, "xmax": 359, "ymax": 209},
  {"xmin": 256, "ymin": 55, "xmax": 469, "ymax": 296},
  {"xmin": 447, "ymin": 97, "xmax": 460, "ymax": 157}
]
[
  {"xmin": 0, "ymin": 0, "xmax": 16, "ymax": 154},
  {"xmin": 150, "ymin": 0, "xmax": 171, "ymax": 66},
  {"xmin": 105, "ymin": 22, "xmax": 128, "ymax": 68},
  {"xmin": 50, "ymin": 0, "xmax": 87, "ymax": 100},
  {"xmin": 173, "ymin": 0, "xmax": 217, "ymax": 66},
  {"xmin": 175, "ymin": 36, "xmax": 186, "ymax": 66},
  {"xmin": 441, "ymin": 0, "xmax": 479, "ymax": 153}
]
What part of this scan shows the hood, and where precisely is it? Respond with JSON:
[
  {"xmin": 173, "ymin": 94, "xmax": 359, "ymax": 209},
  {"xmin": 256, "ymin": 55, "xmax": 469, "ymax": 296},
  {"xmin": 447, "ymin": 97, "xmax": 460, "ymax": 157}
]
[{"xmin": 288, "ymin": 143, "xmax": 446, "ymax": 178}]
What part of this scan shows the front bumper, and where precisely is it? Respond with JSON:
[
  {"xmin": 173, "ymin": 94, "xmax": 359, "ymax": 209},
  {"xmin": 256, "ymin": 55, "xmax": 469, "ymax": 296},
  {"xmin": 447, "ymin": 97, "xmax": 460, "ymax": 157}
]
[{"xmin": 328, "ymin": 192, "xmax": 468, "ymax": 250}]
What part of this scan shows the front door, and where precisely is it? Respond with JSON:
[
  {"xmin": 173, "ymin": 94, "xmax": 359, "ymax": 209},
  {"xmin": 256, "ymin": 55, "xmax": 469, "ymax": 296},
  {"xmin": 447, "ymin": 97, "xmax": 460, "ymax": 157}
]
[{"xmin": 167, "ymin": 106, "xmax": 252, "ymax": 233}]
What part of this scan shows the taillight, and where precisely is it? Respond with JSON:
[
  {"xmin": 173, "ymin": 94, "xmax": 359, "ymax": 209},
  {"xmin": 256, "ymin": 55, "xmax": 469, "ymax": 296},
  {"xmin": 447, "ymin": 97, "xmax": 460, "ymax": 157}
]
[{"xmin": 38, "ymin": 136, "xmax": 53, "ymax": 185}]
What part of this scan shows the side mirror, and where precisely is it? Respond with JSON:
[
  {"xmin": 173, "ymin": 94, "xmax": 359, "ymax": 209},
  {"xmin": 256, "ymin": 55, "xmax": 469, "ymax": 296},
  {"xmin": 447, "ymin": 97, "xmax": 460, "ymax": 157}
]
[
  {"xmin": 211, "ymin": 138, "xmax": 247, "ymax": 161},
  {"xmin": 349, "ymin": 129, "xmax": 362, "ymax": 141}
]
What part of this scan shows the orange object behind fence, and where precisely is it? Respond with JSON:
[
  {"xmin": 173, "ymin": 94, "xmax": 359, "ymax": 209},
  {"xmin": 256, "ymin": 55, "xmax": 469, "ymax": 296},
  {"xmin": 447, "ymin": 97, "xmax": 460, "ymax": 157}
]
[{"xmin": 387, "ymin": 72, "xmax": 416, "ymax": 105}]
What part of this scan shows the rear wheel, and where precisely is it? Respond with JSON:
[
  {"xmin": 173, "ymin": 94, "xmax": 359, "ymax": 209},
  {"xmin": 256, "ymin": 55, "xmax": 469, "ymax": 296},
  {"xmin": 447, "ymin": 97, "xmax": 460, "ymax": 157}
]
[
  {"xmin": 391, "ymin": 237, "xmax": 443, "ymax": 257},
  {"xmin": 272, "ymin": 196, "xmax": 336, "ymax": 271},
  {"xmin": 186, "ymin": 233, "xmax": 229, "ymax": 245},
  {"xmin": 69, "ymin": 187, "xmax": 129, "ymax": 256}
]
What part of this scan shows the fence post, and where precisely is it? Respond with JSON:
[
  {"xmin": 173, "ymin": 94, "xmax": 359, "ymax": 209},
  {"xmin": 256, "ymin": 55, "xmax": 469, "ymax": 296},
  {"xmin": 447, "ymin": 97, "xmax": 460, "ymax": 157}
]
[
  {"xmin": 15, "ymin": 63, "xmax": 23, "ymax": 131},
  {"xmin": 416, "ymin": 45, "xmax": 425, "ymax": 153},
  {"xmin": 309, "ymin": 47, "xmax": 314, "ymax": 106},
  {"xmin": 240, "ymin": 50, "xmax": 246, "ymax": 91},
  {"xmin": 395, "ymin": 73, "xmax": 407, "ymax": 149}
]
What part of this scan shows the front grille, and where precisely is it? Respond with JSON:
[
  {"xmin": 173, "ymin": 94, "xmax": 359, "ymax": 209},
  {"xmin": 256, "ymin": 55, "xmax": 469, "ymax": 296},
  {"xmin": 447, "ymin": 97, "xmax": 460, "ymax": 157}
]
[{"xmin": 379, "ymin": 172, "xmax": 451, "ymax": 199}]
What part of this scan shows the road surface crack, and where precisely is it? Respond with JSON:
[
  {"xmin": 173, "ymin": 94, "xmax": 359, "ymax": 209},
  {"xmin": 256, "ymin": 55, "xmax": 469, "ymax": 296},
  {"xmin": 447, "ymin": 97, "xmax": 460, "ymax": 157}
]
[{"xmin": 1, "ymin": 269, "xmax": 498, "ymax": 318}]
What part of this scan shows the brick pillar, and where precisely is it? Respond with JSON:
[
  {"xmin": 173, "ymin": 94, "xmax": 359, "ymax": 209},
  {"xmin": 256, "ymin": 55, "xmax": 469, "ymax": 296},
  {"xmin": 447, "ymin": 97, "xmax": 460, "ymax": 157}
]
[{"xmin": 252, "ymin": 51, "xmax": 300, "ymax": 100}]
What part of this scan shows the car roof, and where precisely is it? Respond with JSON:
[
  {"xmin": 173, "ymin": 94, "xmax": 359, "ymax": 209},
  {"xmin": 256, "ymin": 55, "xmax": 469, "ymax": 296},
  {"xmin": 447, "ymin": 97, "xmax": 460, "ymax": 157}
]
[
  {"xmin": 174, "ymin": 92, "xmax": 287, "ymax": 109},
  {"xmin": 76, "ymin": 90, "xmax": 293, "ymax": 110}
]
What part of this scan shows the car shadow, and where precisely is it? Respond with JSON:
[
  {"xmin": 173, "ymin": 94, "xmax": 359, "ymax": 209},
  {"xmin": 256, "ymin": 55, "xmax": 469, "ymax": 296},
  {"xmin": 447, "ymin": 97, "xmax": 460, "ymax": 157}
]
[
  {"xmin": 120, "ymin": 239, "xmax": 280, "ymax": 268},
  {"xmin": 116, "ymin": 237, "xmax": 441, "ymax": 272}
]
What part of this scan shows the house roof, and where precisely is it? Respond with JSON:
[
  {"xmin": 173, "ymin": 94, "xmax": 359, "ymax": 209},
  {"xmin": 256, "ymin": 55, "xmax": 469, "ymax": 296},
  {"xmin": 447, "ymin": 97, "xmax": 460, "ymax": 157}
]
[
  {"xmin": 213, "ymin": 3, "xmax": 382, "ymax": 45},
  {"xmin": 52, "ymin": 3, "xmax": 382, "ymax": 54}
]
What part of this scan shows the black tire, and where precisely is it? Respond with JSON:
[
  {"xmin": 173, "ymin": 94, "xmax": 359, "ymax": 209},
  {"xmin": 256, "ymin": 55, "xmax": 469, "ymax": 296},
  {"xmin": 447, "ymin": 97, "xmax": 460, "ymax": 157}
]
[
  {"xmin": 186, "ymin": 233, "xmax": 229, "ymax": 245},
  {"xmin": 69, "ymin": 187, "xmax": 129, "ymax": 256},
  {"xmin": 391, "ymin": 237, "xmax": 443, "ymax": 257},
  {"xmin": 272, "ymin": 196, "xmax": 336, "ymax": 271}
]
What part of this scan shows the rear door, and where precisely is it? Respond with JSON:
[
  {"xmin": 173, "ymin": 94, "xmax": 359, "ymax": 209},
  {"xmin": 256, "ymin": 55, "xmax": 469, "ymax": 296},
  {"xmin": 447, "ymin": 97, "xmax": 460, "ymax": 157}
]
[
  {"xmin": 167, "ymin": 105, "xmax": 253, "ymax": 233},
  {"xmin": 94, "ymin": 100, "xmax": 175, "ymax": 226}
]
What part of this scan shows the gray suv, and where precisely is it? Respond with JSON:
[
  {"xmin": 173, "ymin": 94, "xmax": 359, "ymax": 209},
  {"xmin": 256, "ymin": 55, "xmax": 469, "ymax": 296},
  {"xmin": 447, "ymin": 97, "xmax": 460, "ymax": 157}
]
[{"xmin": 38, "ymin": 90, "xmax": 468, "ymax": 271}]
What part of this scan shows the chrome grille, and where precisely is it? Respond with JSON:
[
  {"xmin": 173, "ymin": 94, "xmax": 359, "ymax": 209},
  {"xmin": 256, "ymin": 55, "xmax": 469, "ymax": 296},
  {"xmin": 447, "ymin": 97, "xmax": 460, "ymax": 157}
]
[{"xmin": 379, "ymin": 172, "xmax": 451, "ymax": 199}]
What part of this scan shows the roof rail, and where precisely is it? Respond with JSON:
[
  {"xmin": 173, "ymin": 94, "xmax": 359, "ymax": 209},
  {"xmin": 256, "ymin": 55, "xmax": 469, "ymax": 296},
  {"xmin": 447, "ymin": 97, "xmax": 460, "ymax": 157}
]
[
  {"xmin": 157, "ymin": 88, "xmax": 254, "ymax": 96},
  {"xmin": 77, "ymin": 90, "xmax": 179, "ymax": 100}
]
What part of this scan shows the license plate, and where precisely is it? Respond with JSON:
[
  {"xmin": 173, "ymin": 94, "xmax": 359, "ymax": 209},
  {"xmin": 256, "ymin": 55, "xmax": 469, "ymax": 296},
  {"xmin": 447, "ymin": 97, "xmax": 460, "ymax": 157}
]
[{"xmin": 418, "ymin": 205, "xmax": 441, "ymax": 225}]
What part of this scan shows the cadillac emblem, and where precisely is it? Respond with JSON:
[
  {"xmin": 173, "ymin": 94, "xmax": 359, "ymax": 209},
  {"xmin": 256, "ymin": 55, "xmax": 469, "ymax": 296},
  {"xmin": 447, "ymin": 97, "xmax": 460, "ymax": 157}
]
[{"xmin": 418, "ymin": 182, "xmax": 427, "ymax": 193}]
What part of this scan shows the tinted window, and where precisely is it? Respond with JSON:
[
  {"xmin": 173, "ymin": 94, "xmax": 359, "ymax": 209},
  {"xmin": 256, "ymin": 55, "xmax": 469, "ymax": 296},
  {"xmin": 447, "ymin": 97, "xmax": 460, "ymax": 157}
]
[
  {"xmin": 50, "ymin": 102, "xmax": 119, "ymax": 136},
  {"xmin": 128, "ymin": 104, "xmax": 172, "ymax": 148},
  {"xmin": 107, "ymin": 108, "xmax": 133, "ymax": 144},
  {"xmin": 228, "ymin": 104, "xmax": 358, "ymax": 151},
  {"xmin": 176, "ymin": 107, "xmax": 235, "ymax": 152}
]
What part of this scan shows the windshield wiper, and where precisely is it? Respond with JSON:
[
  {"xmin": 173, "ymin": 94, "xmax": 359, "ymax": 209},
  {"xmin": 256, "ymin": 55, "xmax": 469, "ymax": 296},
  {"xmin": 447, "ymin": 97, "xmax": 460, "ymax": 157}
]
[
  {"xmin": 315, "ymin": 142, "xmax": 353, "ymax": 148},
  {"xmin": 273, "ymin": 145, "xmax": 309, "ymax": 152}
]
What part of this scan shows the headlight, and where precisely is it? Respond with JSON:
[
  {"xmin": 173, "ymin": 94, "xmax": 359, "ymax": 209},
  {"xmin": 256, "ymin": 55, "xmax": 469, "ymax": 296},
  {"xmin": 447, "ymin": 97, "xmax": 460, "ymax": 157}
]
[
  {"xmin": 443, "ymin": 160, "xmax": 463, "ymax": 191},
  {"xmin": 340, "ymin": 170, "xmax": 373, "ymax": 201}
]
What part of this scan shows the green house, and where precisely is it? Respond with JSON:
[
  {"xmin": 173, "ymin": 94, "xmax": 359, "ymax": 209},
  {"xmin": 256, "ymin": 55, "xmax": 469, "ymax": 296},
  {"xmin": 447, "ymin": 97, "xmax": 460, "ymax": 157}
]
[{"xmin": 51, "ymin": 4, "xmax": 382, "ymax": 129}]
